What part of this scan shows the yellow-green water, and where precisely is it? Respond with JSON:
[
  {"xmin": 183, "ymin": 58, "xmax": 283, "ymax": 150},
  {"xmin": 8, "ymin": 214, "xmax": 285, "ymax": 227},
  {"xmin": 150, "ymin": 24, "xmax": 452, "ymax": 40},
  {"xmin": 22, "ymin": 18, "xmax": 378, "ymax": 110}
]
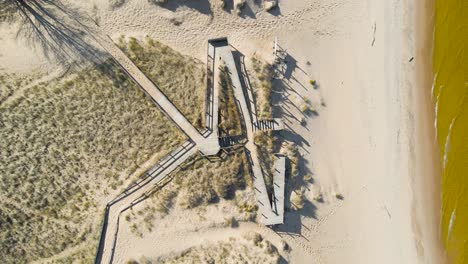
[{"xmin": 433, "ymin": 0, "xmax": 468, "ymax": 262}]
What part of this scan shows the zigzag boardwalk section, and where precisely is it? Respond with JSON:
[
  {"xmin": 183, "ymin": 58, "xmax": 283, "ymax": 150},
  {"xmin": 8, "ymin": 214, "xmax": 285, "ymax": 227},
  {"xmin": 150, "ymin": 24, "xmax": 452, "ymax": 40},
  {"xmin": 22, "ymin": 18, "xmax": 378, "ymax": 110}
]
[
  {"xmin": 211, "ymin": 38, "xmax": 281, "ymax": 225},
  {"xmin": 96, "ymin": 35, "xmax": 219, "ymax": 156},
  {"xmin": 95, "ymin": 141, "xmax": 197, "ymax": 264},
  {"xmin": 92, "ymin": 35, "xmax": 224, "ymax": 264}
]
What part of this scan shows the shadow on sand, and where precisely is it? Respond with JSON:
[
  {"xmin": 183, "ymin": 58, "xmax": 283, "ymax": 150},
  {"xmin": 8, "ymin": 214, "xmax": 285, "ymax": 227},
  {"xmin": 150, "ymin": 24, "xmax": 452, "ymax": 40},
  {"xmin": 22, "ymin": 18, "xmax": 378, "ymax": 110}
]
[
  {"xmin": 1, "ymin": 0, "xmax": 107, "ymax": 65},
  {"xmin": 158, "ymin": 0, "xmax": 213, "ymax": 15}
]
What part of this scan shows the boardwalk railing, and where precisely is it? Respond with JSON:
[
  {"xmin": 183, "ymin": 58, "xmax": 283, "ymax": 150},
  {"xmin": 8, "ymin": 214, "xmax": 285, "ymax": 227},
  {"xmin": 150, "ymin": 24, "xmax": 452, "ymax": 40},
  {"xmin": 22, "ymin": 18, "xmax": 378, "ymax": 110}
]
[
  {"xmin": 94, "ymin": 140, "xmax": 196, "ymax": 264},
  {"xmin": 205, "ymin": 43, "xmax": 216, "ymax": 131},
  {"xmin": 108, "ymin": 140, "xmax": 194, "ymax": 205}
]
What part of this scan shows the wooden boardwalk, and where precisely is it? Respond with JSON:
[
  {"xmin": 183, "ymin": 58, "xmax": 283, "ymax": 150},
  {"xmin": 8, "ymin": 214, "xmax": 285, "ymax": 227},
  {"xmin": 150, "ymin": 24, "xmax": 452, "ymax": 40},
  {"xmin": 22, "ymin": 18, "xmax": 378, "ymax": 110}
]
[
  {"xmin": 94, "ymin": 36, "xmax": 287, "ymax": 264},
  {"xmin": 211, "ymin": 38, "xmax": 284, "ymax": 225},
  {"xmin": 97, "ymin": 35, "xmax": 220, "ymax": 156},
  {"xmin": 95, "ymin": 141, "xmax": 197, "ymax": 264},
  {"xmin": 271, "ymin": 156, "xmax": 286, "ymax": 224},
  {"xmin": 93, "ymin": 36, "xmax": 223, "ymax": 264}
]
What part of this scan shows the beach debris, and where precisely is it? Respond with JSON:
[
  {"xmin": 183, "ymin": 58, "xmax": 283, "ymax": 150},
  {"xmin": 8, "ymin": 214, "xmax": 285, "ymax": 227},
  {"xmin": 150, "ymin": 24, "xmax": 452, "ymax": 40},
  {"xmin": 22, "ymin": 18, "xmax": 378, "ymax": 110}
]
[{"xmin": 409, "ymin": 57, "xmax": 414, "ymax": 62}]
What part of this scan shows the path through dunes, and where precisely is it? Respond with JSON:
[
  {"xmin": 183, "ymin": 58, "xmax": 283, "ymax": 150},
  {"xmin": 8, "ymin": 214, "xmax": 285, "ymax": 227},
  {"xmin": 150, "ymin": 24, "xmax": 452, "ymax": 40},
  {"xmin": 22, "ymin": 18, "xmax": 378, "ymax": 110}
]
[
  {"xmin": 96, "ymin": 141, "xmax": 197, "ymax": 264},
  {"xmin": 96, "ymin": 35, "xmax": 220, "ymax": 156}
]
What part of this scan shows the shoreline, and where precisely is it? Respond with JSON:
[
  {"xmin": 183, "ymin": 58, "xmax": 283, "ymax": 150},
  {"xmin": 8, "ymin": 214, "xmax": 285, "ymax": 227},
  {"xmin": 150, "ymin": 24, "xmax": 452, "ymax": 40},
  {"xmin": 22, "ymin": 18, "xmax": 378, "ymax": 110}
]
[
  {"xmin": 412, "ymin": 0, "xmax": 446, "ymax": 262},
  {"xmin": 0, "ymin": 0, "xmax": 451, "ymax": 262}
]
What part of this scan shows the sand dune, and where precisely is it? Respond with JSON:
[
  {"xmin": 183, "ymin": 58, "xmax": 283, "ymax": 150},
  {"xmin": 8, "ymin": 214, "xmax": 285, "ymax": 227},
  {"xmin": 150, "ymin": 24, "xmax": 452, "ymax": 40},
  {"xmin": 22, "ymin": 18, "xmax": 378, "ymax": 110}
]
[{"xmin": 0, "ymin": 0, "xmax": 445, "ymax": 263}]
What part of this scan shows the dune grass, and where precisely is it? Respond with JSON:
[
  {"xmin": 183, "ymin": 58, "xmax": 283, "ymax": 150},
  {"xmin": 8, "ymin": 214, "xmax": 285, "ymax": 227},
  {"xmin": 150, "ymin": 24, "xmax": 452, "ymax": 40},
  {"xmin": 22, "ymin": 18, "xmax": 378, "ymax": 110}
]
[
  {"xmin": 174, "ymin": 149, "xmax": 250, "ymax": 209},
  {"xmin": 0, "ymin": 72, "xmax": 41, "ymax": 105},
  {"xmin": 219, "ymin": 64, "xmax": 242, "ymax": 136},
  {"xmin": 125, "ymin": 147, "xmax": 254, "ymax": 235},
  {"xmin": 151, "ymin": 147, "xmax": 251, "ymax": 212},
  {"xmin": 251, "ymin": 56, "xmax": 274, "ymax": 119},
  {"xmin": 133, "ymin": 235, "xmax": 281, "ymax": 264},
  {"xmin": 0, "ymin": 61, "xmax": 183, "ymax": 263},
  {"xmin": 117, "ymin": 36, "xmax": 206, "ymax": 129}
]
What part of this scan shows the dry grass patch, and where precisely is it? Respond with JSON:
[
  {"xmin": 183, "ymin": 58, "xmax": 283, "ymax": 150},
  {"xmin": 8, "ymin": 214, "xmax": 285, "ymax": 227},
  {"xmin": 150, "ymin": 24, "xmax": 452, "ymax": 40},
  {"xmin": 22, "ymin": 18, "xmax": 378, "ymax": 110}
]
[
  {"xmin": 126, "ymin": 148, "xmax": 255, "ymax": 235},
  {"xmin": 118, "ymin": 36, "xmax": 206, "ymax": 129},
  {"xmin": 134, "ymin": 235, "xmax": 281, "ymax": 263},
  {"xmin": 219, "ymin": 64, "xmax": 242, "ymax": 136},
  {"xmin": 250, "ymin": 56, "xmax": 274, "ymax": 119},
  {"xmin": 0, "ymin": 72, "xmax": 41, "ymax": 105},
  {"xmin": 175, "ymin": 150, "xmax": 249, "ymax": 209},
  {"xmin": 0, "ymin": 61, "xmax": 183, "ymax": 263}
]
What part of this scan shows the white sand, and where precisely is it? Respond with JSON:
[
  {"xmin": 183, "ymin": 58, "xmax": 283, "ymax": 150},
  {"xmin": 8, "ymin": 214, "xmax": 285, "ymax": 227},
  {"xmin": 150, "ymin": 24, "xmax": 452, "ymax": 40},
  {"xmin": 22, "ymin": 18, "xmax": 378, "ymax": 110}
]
[{"xmin": 1, "ymin": 0, "xmax": 445, "ymax": 263}]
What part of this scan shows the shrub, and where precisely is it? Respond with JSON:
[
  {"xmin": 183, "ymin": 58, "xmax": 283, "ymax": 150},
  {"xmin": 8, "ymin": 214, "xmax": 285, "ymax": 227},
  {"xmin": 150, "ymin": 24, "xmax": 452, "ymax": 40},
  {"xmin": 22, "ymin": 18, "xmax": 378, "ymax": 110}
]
[
  {"xmin": 291, "ymin": 191, "xmax": 304, "ymax": 209},
  {"xmin": 314, "ymin": 192, "xmax": 324, "ymax": 203},
  {"xmin": 251, "ymin": 233, "xmax": 263, "ymax": 246},
  {"xmin": 303, "ymin": 174, "xmax": 313, "ymax": 182},
  {"xmin": 224, "ymin": 216, "xmax": 238, "ymax": 228}
]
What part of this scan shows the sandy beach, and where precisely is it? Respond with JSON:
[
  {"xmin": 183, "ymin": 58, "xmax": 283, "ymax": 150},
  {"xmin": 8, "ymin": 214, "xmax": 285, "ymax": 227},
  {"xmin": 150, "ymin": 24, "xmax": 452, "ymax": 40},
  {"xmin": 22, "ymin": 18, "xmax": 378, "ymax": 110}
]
[{"xmin": 0, "ymin": 0, "xmax": 446, "ymax": 263}]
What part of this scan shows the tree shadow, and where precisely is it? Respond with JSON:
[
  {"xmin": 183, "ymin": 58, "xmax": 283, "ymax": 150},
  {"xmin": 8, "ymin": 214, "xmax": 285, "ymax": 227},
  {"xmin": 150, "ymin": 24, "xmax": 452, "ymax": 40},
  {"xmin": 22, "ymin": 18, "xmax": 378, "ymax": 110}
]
[
  {"xmin": 2, "ymin": 0, "xmax": 107, "ymax": 66},
  {"xmin": 158, "ymin": 0, "xmax": 213, "ymax": 15},
  {"xmin": 0, "ymin": 1, "xmax": 157, "ymax": 92}
]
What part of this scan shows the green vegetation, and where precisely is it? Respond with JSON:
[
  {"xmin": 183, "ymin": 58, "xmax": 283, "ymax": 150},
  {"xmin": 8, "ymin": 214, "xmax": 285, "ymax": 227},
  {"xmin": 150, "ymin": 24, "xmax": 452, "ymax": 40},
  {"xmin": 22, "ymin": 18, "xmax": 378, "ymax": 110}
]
[
  {"xmin": 0, "ymin": 61, "xmax": 183, "ymax": 263},
  {"xmin": 251, "ymin": 56, "xmax": 274, "ymax": 119},
  {"xmin": 118, "ymin": 36, "xmax": 206, "ymax": 129},
  {"xmin": 219, "ymin": 64, "xmax": 242, "ymax": 136}
]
